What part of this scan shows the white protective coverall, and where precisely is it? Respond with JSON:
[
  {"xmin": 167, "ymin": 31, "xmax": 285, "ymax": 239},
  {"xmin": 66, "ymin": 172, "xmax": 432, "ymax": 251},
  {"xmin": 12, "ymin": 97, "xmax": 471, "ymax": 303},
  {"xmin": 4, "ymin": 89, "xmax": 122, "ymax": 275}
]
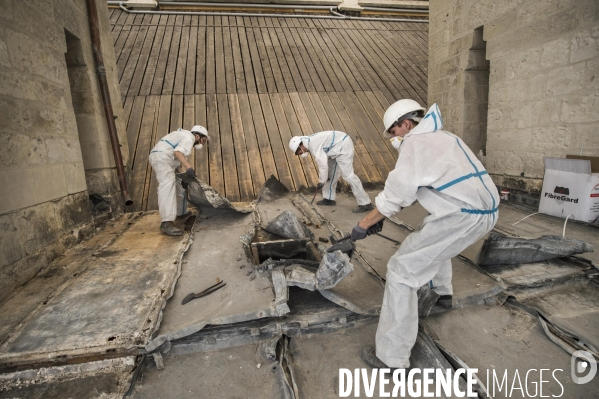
[
  {"xmin": 374, "ymin": 104, "xmax": 499, "ymax": 368},
  {"xmin": 301, "ymin": 131, "xmax": 371, "ymax": 205},
  {"xmin": 148, "ymin": 128, "xmax": 195, "ymax": 222}
]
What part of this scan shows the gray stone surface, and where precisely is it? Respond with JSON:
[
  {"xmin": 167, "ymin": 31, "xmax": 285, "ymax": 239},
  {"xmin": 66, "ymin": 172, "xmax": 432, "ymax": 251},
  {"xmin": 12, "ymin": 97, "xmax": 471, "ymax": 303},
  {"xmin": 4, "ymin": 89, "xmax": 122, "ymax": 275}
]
[
  {"xmin": 0, "ymin": 0, "xmax": 128, "ymax": 305},
  {"xmin": 428, "ymin": 0, "xmax": 599, "ymax": 193}
]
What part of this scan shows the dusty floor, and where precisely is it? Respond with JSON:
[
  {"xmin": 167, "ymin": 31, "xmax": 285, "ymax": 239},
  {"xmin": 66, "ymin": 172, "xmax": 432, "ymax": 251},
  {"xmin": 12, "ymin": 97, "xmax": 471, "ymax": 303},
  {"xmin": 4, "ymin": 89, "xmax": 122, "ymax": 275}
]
[{"xmin": 1, "ymin": 186, "xmax": 598, "ymax": 398}]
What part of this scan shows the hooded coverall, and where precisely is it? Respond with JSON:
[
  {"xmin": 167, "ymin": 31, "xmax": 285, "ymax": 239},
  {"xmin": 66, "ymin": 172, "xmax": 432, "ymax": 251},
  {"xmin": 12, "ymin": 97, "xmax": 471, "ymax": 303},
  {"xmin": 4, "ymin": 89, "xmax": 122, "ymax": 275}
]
[
  {"xmin": 148, "ymin": 129, "xmax": 196, "ymax": 222},
  {"xmin": 374, "ymin": 104, "xmax": 500, "ymax": 368},
  {"xmin": 302, "ymin": 131, "xmax": 371, "ymax": 205}
]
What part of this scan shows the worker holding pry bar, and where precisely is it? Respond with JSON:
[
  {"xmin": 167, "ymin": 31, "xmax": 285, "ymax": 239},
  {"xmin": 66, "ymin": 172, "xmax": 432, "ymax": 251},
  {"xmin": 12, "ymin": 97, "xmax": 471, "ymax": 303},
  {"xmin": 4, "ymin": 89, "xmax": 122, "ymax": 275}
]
[
  {"xmin": 351, "ymin": 100, "xmax": 499, "ymax": 371},
  {"xmin": 149, "ymin": 125, "xmax": 210, "ymax": 236},
  {"xmin": 288, "ymin": 131, "xmax": 374, "ymax": 213}
]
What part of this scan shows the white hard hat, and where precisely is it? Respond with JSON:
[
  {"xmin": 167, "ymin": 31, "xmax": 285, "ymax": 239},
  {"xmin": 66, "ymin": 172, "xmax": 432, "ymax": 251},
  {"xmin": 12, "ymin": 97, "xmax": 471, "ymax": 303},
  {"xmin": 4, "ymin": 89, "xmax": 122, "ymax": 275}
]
[
  {"xmin": 382, "ymin": 99, "xmax": 426, "ymax": 138},
  {"xmin": 289, "ymin": 136, "xmax": 303, "ymax": 153},
  {"xmin": 191, "ymin": 125, "xmax": 210, "ymax": 140}
]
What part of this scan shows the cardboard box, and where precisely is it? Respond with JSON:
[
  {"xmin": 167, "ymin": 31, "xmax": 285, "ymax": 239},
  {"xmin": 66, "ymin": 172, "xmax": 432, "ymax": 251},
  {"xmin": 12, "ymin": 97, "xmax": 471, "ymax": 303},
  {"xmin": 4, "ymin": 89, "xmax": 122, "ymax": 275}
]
[{"xmin": 539, "ymin": 157, "xmax": 599, "ymax": 224}]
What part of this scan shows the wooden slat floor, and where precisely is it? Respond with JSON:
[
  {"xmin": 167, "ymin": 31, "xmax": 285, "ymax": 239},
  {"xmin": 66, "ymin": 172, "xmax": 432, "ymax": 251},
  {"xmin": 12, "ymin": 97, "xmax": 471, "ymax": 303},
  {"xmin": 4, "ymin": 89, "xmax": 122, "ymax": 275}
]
[{"xmin": 110, "ymin": 9, "xmax": 428, "ymax": 209}]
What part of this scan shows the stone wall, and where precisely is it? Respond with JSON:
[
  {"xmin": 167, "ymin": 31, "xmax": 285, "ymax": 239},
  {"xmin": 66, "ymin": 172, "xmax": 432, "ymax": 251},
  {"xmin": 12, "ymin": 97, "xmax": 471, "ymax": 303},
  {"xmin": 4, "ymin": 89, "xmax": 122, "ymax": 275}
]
[
  {"xmin": 429, "ymin": 0, "xmax": 598, "ymax": 200},
  {"xmin": 0, "ymin": 0, "xmax": 128, "ymax": 304}
]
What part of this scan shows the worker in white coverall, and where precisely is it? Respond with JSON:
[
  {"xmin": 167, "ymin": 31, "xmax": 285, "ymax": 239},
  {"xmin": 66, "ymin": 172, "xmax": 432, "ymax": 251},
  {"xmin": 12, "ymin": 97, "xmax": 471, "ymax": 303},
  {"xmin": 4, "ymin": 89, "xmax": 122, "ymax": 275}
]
[
  {"xmin": 351, "ymin": 100, "xmax": 499, "ymax": 369},
  {"xmin": 288, "ymin": 131, "xmax": 374, "ymax": 213},
  {"xmin": 149, "ymin": 125, "xmax": 210, "ymax": 236}
]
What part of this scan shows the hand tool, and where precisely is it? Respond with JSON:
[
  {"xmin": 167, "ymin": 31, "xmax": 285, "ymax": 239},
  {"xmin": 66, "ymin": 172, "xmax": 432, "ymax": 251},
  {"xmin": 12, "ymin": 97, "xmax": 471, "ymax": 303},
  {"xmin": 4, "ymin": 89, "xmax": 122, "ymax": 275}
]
[
  {"xmin": 376, "ymin": 233, "xmax": 401, "ymax": 244},
  {"xmin": 310, "ymin": 186, "xmax": 319, "ymax": 205},
  {"xmin": 182, "ymin": 279, "xmax": 226, "ymax": 305}
]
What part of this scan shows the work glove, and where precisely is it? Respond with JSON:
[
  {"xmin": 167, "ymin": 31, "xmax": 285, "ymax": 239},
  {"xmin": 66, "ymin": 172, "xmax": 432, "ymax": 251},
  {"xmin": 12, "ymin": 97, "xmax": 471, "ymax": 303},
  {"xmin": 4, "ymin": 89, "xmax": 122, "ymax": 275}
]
[
  {"xmin": 316, "ymin": 182, "xmax": 324, "ymax": 189},
  {"xmin": 351, "ymin": 224, "xmax": 368, "ymax": 241},
  {"xmin": 185, "ymin": 167, "xmax": 196, "ymax": 178},
  {"xmin": 367, "ymin": 220, "xmax": 384, "ymax": 236}
]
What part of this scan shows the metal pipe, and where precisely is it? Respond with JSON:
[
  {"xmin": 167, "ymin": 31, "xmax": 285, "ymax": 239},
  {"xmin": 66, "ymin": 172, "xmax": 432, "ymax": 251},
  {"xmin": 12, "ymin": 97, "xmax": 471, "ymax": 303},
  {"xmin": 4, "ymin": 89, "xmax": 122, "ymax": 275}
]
[
  {"xmin": 87, "ymin": 0, "xmax": 133, "ymax": 206},
  {"xmin": 161, "ymin": 1, "xmax": 336, "ymax": 9},
  {"xmin": 118, "ymin": 3, "xmax": 340, "ymax": 18},
  {"xmin": 361, "ymin": 6, "xmax": 428, "ymax": 14},
  {"xmin": 116, "ymin": 2, "xmax": 428, "ymax": 22}
]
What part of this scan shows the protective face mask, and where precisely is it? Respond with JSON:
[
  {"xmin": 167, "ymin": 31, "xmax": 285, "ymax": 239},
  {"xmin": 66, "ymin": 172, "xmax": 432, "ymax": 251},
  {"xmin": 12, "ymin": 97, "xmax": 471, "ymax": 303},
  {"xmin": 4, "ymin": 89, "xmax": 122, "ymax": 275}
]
[
  {"xmin": 301, "ymin": 152, "xmax": 309, "ymax": 158},
  {"xmin": 194, "ymin": 144, "xmax": 203, "ymax": 150},
  {"xmin": 390, "ymin": 136, "xmax": 403, "ymax": 149}
]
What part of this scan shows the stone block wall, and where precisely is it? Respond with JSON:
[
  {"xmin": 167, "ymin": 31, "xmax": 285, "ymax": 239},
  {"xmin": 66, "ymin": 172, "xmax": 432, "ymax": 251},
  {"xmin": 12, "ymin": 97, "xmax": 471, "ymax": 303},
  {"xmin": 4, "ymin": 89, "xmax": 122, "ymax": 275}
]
[
  {"xmin": 0, "ymin": 0, "xmax": 128, "ymax": 304},
  {"xmin": 429, "ymin": 0, "xmax": 598, "ymax": 198}
]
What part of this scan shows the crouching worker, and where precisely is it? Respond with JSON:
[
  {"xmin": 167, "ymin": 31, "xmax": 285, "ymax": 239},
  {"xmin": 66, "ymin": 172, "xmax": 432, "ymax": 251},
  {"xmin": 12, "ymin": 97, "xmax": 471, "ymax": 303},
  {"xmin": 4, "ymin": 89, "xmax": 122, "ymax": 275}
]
[
  {"xmin": 352, "ymin": 100, "xmax": 499, "ymax": 370},
  {"xmin": 289, "ymin": 131, "xmax": 374, "ymax": 213},
  {"xmin": 149, "ymin": 125, "xmax": 210, "ymax": 236}
]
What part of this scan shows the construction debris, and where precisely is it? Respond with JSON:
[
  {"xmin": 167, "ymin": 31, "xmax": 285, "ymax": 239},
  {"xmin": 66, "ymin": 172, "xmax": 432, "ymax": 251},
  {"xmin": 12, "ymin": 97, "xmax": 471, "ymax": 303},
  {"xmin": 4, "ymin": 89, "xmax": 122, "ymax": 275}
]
[
  {"xmin": 263, "ymin": 210, "xmax": 314, "ymax": 240},
  {"xmin": 315, "ymin": 250, "xmax": 354, "ymax": 290},
  {"xmin": 417, "ymin": 284, "xmax": 441, "ymax": 318},
  {"xmin": 178, "ymin": 174, "xmax": 251, "ymax": 213},
  {"xmin": 477, "ymin": 232, "xmax": 594, "ymax": 266}
]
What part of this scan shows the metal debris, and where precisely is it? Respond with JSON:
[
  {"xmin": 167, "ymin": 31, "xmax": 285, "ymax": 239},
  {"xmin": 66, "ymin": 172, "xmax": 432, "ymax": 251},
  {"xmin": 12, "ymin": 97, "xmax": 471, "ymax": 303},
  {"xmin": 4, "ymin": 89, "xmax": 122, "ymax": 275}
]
[
  {"xmin": 417, "ymin": 284, "xmax": 440, "ymax": 318},
  {"xmin": 178, "ymin": 174, "xmax": 251, "ymax": 213},
  {"xmin": 477, "ymin": 232, "xmax": 594, "ymax": 266},
  {"xmin": 315, "ymin": 250, "xmax": 354, "ymax": 290},
  {"xmin": 326, "ymin": 236, "xmax": 355, "ymax": 259},
  {"xmin": 263, "ymin": 211, "xmax": 314, "ymax": 240},
  {"xmin": 258, "ymin": 175, "xmax": 290, "ymax": 202}
]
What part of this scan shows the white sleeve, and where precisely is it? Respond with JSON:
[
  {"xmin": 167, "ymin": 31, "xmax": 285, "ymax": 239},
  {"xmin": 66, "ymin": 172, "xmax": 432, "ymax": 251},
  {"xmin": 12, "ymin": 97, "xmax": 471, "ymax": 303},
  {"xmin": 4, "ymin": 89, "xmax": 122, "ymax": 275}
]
[
  {"xmin": 374, "ymin": 138, "xmax": 424, "ymax": 217},
  {"xmin": 314, "ymin": 150, "xmax": 329, "ymax": 184},
  {"xmin": 174, "ymin": 135, "xmax": 194, "ymax": 157}
]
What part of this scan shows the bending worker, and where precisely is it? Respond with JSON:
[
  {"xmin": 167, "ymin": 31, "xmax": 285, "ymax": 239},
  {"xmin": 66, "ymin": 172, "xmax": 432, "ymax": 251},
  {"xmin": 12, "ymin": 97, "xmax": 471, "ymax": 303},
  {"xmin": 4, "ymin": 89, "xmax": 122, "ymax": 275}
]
[
  {"xmin": 149, "ymin": 125, "xmax": 210, "ymax": 236},
  {"xmin": 289, "ymin": 131, "xmax": 374, "ymax": 213},
  {"xmin": 351, "ymin": 100, "xmax": 499, "ymax": 370}
]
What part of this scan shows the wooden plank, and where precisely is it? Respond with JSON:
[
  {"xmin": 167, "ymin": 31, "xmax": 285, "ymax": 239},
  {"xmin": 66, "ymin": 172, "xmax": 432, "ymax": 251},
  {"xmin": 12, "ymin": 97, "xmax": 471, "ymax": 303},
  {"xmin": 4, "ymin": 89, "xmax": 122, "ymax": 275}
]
[
  {"xmin": 150, "ymin": 22, "xmax": 175, "ymax": 95},
  {"xmin": 194, "ymin": 94, "xmax": 210, "ymax": 183},
  {"xmin": 295, "ymin": 26, "xmax": 334, "ymax": 92},
  {"xmin": 306, "ymin": 24, "xmax": 353, "ymax": 92},
  {"xmin": 147, "ymin": 95, "xmax": 172, "ymax": 211},
  {"xmin": 271, "ymin": 18, "xmax": 305, "ymax": 92},
  {"xmin": 119, "ymin": 15, "xmax": 152, "ymax": 98},
  {"xmin": 172, "ymin": 17, "xmax": 190, "ymax": 95},
  {"xmin": 125, "ymin": 96, "xmax": 145, "ymax": 158},
  {"xmin": 356, "ymin": 91, "xmax": 399, "ymax": 157},
  {"xmin": 270, "ymin": 93, "xmax": 308, "ymax": 189},
  {"xmin": 216, "ymin": 94, "xmax": 240, "ymax": 201},
  {"xmin": 243, "ymin": 17, "xmax": 267, "ymax": 93},
  {"xmin": 222, "ymin": 22, "xmax": 237, "ymax": 94},
  {"xmin": 127, "ymin": 15, "xmax": 159, "ymax": 97},
  {"xmin": 303, "ymin": 25, "xmax": 345, "ymax": 92},
  {"xmin": 139, "ymin": 15, "xmax": 167, "ymax": 96},
  {"xmin": 317, "ymin": 22, "xmax": 370, "ymax": 91},
  {"xmin": 162, "ymin": 16, "xmax": 183, "ymax": 95},
  {"xmin": 307, "ymin": 92, "xmax": 370, "ymax": 183},
  {"xmin": 205, "ymin": 23, "xmax": 216, "ymax": 94},
  {"xmin": 267, "ymin": 20, "xmax": 296, "ymax": 92},
  {"xmin": 110, "ymin": 11, "xmax": 125, "ymax": 46},
  {"xmin": 129, "ymin": 95, "xmax": 158, "ymax": 211},
  {"xmin": 228, "ymin": 94, "xmax": 254, "ymax": 200},
  {"xmin": 237, "ymin": 94, "xmax": 266, "ymax": 193},
  {"xmin": 296, "ymin": 92, "xmax": 323, "ymax": 132},
  {"xmin": 184, "ymin": 16, "xmax": 198, "ymax": 95},
  {"xmin": 338, "ymin": 91, "xmax": 396, "ymax": 176},
  {"xmin": 247, "ymin": 93, "xmax": 278, "ymax": 181},
  {"xmin": 183, "ymin": 94, "xmax": 196, "ymax": 170},
  {"xmin": 195, "ymin": 17, "xmax": 206, "ymax": 94},
  {"xmin": 206, "ymin": 94, "xmax": 224, "ymax": 194},
  {"xmin": 228, "ymin": 19, "xmax": 246, "ymax": 94},
  {"xmin": 214, "ymin": 25, "xmax": 227, "ymax": 94},
  {"xmin": 235, "ymin": 16, "xmax": 254, "ymax": 93},
  {"xmin": 278, "ymin": 93, "xmax": 320, "ymax": 186},
  {"xmin": 170, "ymin": 94, "xmax": 184, "ymax": 131},
  {"xmin": 259, "ymin": 24, "xmax": 286, "ymax": 93},
  {"xmin": 113, "ymin": 12, "xmax": 135, "ymax": 63},
  {"xmin": 251, "ymin": 24, "xmax": 277, "ymax": 93},
  {"xmin": 116, "ymin": 14, "xmax": 143, "ymax": 81},
  {"xmin": 258, "ymin": 93, "xmax": 294, "ymax": 190},
  {"xmin": 343, "ymin": 26, "xmax": 411, "ymax": 99},
  {"xmin": 286, "ymin": 92, "xmax": 321, "ymax": 184},
  {"xmin": 328, "ymin": 91, "xmax": 384, "ymax": 182}
]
